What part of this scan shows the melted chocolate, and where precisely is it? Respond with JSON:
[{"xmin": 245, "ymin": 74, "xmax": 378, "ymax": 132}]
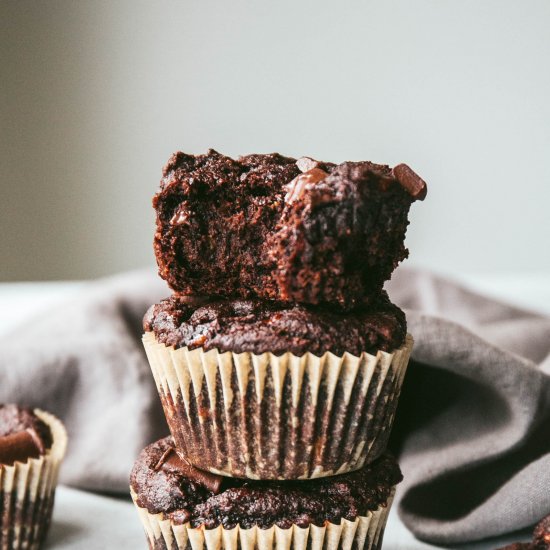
[
  {"xmin": 0, "ymin": 431, "xmax": 42, "ymax": 465},
  {"xmin": 0, "ymin": 405, "xmax": 52, "ymax": 465},
  {"xmin": 154, "ymin": 446, "xmax": 224, "ymax": 494}
]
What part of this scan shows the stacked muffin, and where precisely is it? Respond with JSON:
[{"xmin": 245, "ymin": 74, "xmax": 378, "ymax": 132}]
[{"xmin": 131, "ymin": 150, "xmax": 427, "ymax": 550}]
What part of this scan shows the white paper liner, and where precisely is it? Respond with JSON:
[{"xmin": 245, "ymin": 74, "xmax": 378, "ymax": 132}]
[
  {"xmin": 0, "ymin": 410, "xmax": 67, "ymax": 550},
  {"xmin": 143, "ymin": 333, "xmax": 412, "ymax": 480},
  {"xmin": 131, "ymin": 488, "xmax": 394, "ymax": 550}
]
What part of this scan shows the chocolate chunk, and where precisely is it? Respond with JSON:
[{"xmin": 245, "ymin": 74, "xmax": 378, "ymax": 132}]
[
  {"xmin": 154, "ymin": 446, "xmax": 223, "ymax": 494},
  {"xmin": 392, "ymin": 163, "xmax": 428, "ymax": 201},
  {"xmin": 24, "ymin": 427, "xmax": 46, "ymax": 454},
  {"xmin": 296, "ymin": 156, "xmax": 320, "ymax": 172},
  {"xmin": 174, "ymin": 295, "xmax": 212, "ymax": 308},
  {"xmin": 0, "ymin": 430, "xmax": 42, "ymax": 465},
  {"xmin": 284, "ymin": 168, "xmax": 328, "ymax": 203}
]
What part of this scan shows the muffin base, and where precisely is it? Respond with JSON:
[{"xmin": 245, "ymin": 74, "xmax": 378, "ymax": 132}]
[
  {"xmin": 143, "ymin": 332, "xmax": 413, "ymax": 479},
  {"xmin": 131, "ymin": 488, "xmax": 395, "ymax": 550}
]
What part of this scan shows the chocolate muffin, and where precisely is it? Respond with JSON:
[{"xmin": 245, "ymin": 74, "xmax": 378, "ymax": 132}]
[
  {"xmin": 153, "ymin": 150, "xmax": 426, "ymax": 310},
  {"xmin": 131, "ymin": 437, "xmax": 402, "ymax": 550},
  {"xmin": 0, "ymin": 404, "xmax": 67, "ymax": 550},
  {"xmin": 142, "ymin": 296, "xmax": 413, "ymax": 480}
]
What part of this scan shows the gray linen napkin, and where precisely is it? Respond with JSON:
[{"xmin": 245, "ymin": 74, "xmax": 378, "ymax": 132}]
[
  {"xmin": 0, "ymin": 268, "xmax": 549, "ymax": 544},
  {"xmin": 386, "ymin": 270, "xmax": 550, "ymax": 544}
]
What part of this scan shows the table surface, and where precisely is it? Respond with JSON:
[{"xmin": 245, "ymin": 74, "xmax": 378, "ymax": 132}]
[{"xmin": 2, "ymin": 272, "xmax": 547, "ymax": 550}]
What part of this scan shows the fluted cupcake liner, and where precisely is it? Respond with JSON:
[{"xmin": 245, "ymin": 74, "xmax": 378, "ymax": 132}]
[
  {"xmin": 131, "ymin": 488, "xmax": 394, "ymax": 550},
  {"xmin": 0, "ymin": 410, "xmax": 67, "ymax": 550},
  {"xmin": 143, "ymin": 333, "xmax": 412, "ymax": 480}
]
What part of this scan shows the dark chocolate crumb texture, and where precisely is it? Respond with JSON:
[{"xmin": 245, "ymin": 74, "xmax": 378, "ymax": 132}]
[
  {"xmin": 131, "ymin": 437, "xmax": 402, "ymax": 530},
  {"xmin": 144, "ymin": 291, "xmax": 407, "ymax": 357},
  {"xmin": 153, "ymin": 150, "xmax": 427, "ymax": 310},
  {"xmin": 0, "ymin": 404, "xmax": 53, "ymax": 465}
]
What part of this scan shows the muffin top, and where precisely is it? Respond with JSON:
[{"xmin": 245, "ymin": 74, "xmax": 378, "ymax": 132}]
[
  {"xmin": 0, "ymin": 404, "xmax": 53, "ymax": 465},
  {"xmin": 131, "ymin": 437, "xmax": 402, "ymax": 530},
  {"xmin": 143, "ymin": 291, "xmax": 407, "ymax": 357}
]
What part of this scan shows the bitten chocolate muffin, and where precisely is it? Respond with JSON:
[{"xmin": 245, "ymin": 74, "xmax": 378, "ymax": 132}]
[
  {"xmin": 153, "ymin": 149, "xmax": 426, "ymax": 310},
  {"xmin": 143, "ymin": 291, "xmax": 406, "ymax": 357},
  {"xmin": 131, "ymin": 436, "xmax": 402, "ymax": 530},
  {"xmin": 0, "ymin": 405, "xmax": 67, "ymax": 550}
]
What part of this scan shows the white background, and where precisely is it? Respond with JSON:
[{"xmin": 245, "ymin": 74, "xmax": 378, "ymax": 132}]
[{"xmin": 1, "ymin": 0, "xmax": 550, "ymax": 282}]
